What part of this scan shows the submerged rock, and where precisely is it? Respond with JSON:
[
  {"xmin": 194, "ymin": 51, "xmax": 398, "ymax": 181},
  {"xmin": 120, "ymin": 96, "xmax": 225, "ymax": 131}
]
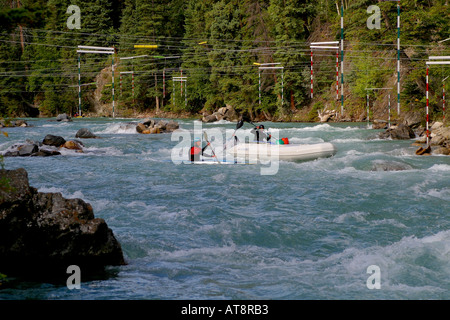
[
  {"xmin": 0, "ymin": 119, "xmax": 29, "ymax": 128},
  {"xmin": 0, "ymin": 168, "xmax": 126, "ymax": 278},
  {"xmin": 371, "ymin": 160, "xmax": 413, "ymax": 171}
]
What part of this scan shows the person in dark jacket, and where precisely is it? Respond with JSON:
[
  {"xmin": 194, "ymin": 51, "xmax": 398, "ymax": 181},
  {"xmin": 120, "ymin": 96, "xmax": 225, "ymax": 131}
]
[
  {"xmin": 189, "ymin": 137, "xmax": 215, "ymax": 161},
  {"xmin": 251, "ymin": 125, "xmax": 271, "ymax": 143}
]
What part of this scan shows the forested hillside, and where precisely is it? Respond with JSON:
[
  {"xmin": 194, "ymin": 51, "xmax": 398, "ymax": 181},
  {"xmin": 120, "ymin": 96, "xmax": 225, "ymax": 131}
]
[{"xmin": 0, "ymin": 0, "xmax": 448, "ymax": 122}]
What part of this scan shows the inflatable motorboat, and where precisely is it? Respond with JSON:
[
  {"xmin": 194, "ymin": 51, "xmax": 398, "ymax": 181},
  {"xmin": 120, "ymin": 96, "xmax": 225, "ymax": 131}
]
[{"xmin": 226, "ymin": 142, "xmax": 337, "ymax": 162}]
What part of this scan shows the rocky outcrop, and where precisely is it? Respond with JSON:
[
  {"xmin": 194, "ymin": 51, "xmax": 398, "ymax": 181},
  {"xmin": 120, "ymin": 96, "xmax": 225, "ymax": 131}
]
[
  {"xmin": 0, "ymin": 119, "xmax": 30, "ymax": 128},
  {"xmin": 136, "ymin": 119, "xmax": 179, "ymax": 134},
  {"xmin": 0, "ymin": 168, "xmax": 126, "ymax": 278},
  {"xmin": 413, "ymin": 122, "xmax": 450, "ymax": 156},
  {"xmin": 379, "ymin": 124, "xmax": 416, "ymax": 140},
  {"xmin": 201, "ymin": 104, "xmax": 239, "ymax": 123},
  {"xmin": 401, "ymin": 110, "xmax": 423, "ymax": 129}
]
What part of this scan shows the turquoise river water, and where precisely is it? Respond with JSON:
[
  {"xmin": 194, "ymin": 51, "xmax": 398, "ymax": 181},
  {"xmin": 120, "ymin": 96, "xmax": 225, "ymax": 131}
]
[{"xmin": 0, "ymin": 118, "xmax": 449, "ymax": 300}]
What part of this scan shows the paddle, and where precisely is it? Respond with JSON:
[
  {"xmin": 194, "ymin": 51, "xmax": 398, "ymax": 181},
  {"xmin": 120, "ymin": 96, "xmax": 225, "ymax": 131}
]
[
  {"xmin": 203, "ymin": 131, "xmax": 221, "ymax": 164},
  {"xmin": 222, "ymin": 118, "xmax": 244, "ymax": 152},
  {"xmin": 241, "ymin": 114, "xmax": 256, "ymax": 127}
]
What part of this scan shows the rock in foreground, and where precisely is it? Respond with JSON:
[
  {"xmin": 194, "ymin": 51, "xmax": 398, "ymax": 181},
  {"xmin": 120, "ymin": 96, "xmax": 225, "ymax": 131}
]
[{"xmin": 0, "ymin": 168, "xmax": 126, "ymax": 278}]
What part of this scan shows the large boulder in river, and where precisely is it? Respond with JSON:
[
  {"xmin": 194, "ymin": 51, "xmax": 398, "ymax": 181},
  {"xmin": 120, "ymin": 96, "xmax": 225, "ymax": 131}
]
[
  {"xmin": 136, "ymin": 119, "xmax": 179, "ymax": 134},
  {"xmin": 56, "ymin": 113, "xmax": 72, "ymax": 122},
  {"xmin": 0, "ymin": 168, "xmax": 126, "ymax": 278},
  {"xmin": 43, "ymin": 134, "xmax": 66, "ymax": 147},
  {"xmin": 62, "ymin": 140, "xmax": 83, "ymax": 151},
  {"xmin": 379, "ymin": 124, "xmax": 415, "ymax": 140},
  {"xmin": 75, "ymin": 128, "xmax": 99, "ymax": 139}
]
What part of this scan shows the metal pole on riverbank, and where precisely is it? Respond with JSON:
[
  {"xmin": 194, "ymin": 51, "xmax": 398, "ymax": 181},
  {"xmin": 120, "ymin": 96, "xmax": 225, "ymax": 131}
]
[
  {"xmin": 253, "ymin": 63, "xmax": 282, "ymax": 109},
  {"xmin": 426, "ymin": 57, "xmax": 450, "ymax": 145},
  {"xmin": 444, "ymin": 76, "xmax": 449, "ymax": 122},
  {"xmin": 172, "ymin": 76, "xmax": 187, "ymax": 109},
  {"xmin": 309, "ymin": 42, "xmax": 339, "ymax": 104},
  {"xmin": 311, "ymin": 50, "xmax": 313, "ymax": 99},
  {"xmin": 397, "ymin": 0, "xmax": 401, "ymax": 115},
  {"xmin": 257, "ymin": 65, "xmax": 284, "ymax": 111},
  {"xmin": 77, "ymin": 46, "xmax": 115, "ymax": 117},
  {"xmin": 340, "ymin": 0, "xmax": 344, "ymax": 116},
  {"xmin": 78, "ymin": 54, "xmax": 81, "ymax": 116}
]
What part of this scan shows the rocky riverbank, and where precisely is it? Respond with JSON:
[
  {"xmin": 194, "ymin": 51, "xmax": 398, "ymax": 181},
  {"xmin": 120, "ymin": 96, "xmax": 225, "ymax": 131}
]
[
  {"xmin": 0, "ymin": 168, "xmax": 126, "ymax": 280},
  {"xmin": 377, "ymin": 119, "xmax": 450, "ymax": 156},
  {"xmin": 413, "ymin": 121, "xmax": 450, "ymax": 155}
]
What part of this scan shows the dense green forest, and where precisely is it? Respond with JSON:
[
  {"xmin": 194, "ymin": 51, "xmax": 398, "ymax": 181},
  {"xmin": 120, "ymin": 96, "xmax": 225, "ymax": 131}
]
[{"xmin": 0, "ymin": 0, "xmax": 448, "ymax": 121}]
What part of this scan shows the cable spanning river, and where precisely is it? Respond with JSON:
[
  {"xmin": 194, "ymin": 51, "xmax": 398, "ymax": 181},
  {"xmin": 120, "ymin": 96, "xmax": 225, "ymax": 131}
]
[{"xmin": 1, "ymin": 118, "xmax": 449, "ymax": 299}]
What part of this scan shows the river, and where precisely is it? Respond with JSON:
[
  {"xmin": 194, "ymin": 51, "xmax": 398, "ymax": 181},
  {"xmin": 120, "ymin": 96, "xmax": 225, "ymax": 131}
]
[{"xmin": 1, "ymin": 118, "xmax": 449, "ymax": 299}]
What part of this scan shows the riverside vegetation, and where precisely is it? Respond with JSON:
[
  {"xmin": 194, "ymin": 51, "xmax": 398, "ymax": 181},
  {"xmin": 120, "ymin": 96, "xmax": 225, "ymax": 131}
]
[{"xmin": 0, "ymin": 0, "xmax": 448, "ymax": 124}]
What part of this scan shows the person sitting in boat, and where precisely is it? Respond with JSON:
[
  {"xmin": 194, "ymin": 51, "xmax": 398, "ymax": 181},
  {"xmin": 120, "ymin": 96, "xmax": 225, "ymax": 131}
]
[
  {"xmin": 251, "ymin": 125, "xmax": 271, "ymax": 143},
  {"xmin": 189, "ymin": 137, "xmax": 215, "ymax": 162}
]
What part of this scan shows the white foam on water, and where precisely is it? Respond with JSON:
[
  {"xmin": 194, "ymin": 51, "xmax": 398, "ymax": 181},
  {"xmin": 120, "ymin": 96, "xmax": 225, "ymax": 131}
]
[
  {"xmin": 96, "ymin": 122, "xmax": 138, "ymax": 134},
  {"xmin": 42, "ymin": 122, "xmax": 70, "ymax": 128},
  {"xmin": 37, "ymin": 186, "xmax": 86, "ymax": 200},
  {"xmin": 78, "ymin": 146, "xmax": 124, "ymax": 156},
  {"xmin": 428, "ymin": 164, "xmax": 450, "ymax": 172},
  {"xmin": 331, "ymin": 138, "xmax": 366, "ymax": 143},
  {"xmin": 288, "ymin": 137, "xmax": 325, "ymax": 144},
  {"xmin": 37, "ymin": 186, "xmax": 65, "ymax": 194},
  {"xmin": 205, "ymin": 119, "xmax": 233, "ymax": 125},
  {"xmin": 329, "ymin": 230, "xmax": 450, "ymax": 295},
  {"xmin": 425, "ymin": 188, "xmax": 450, "ymax": 200},
  {"xmin": 333, "ymin": 211, "xmax": 370, "ymax": 223},
  {"xmin": 290, "ymin": 124, "xmax": 360, "ymax": 132}
]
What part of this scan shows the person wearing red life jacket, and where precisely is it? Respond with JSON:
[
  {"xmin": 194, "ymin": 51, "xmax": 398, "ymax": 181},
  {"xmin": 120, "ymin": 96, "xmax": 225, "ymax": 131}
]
[{"xmin": 189, "ymin": 137, "xmax": 215, "ymax": 162}]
